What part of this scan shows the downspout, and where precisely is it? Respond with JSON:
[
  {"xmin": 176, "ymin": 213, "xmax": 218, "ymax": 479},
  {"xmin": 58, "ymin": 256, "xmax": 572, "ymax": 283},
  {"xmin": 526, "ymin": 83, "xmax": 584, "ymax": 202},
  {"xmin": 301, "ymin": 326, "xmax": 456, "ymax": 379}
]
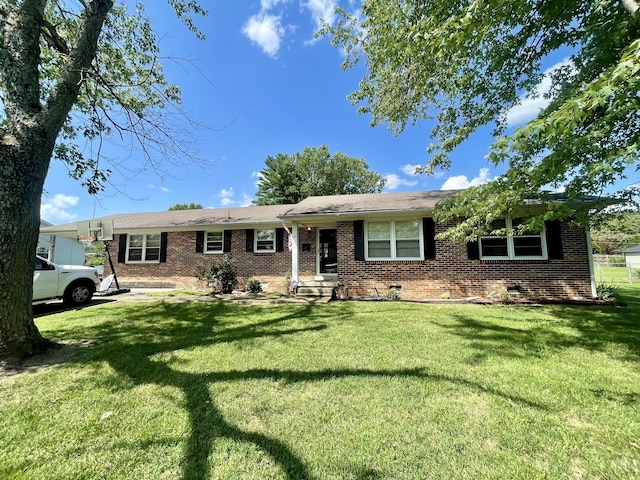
[
  {"xmin": 585, "ymin": 229, "xmax": 597, "ymax": 298},
  {"xmin": 291, "ymin": 223, "xmax": 299, "ymax": 285}
]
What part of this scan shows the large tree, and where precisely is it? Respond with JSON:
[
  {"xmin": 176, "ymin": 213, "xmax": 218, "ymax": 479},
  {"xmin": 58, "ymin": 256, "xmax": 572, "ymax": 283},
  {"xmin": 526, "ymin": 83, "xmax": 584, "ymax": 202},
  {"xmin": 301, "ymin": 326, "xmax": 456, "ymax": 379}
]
[
  {"xmin": 0, "ymin": 1, "xmax": 205, "ymax": 359},
  {"xmin": 323, "ymin": 0, "xmax": 640, "ymax": 239},
  {"xmin": 254, "ymin": 145, "xmax": 386, "ymax": 205}
]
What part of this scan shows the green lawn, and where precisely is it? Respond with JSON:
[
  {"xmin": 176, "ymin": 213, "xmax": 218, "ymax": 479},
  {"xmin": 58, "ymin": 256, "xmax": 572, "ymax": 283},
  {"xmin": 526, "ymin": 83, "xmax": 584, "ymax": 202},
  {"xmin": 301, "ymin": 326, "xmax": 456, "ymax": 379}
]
[{"xmin": 2, "ymin": 290, "xmax": 639, "ymax": 479}]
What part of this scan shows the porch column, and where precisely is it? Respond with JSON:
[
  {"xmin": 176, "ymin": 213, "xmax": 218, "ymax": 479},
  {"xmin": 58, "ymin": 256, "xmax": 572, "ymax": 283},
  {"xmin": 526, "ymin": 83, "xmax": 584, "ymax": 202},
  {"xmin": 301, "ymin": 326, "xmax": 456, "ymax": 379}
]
[{"xmin": 291, "ymin": 223, "xmax": 299, "ymax": 284}]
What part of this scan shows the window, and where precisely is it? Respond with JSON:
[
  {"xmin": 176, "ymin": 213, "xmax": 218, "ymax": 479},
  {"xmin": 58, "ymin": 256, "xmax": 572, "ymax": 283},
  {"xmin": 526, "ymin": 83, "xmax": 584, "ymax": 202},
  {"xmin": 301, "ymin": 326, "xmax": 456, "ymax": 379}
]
[
  {"xmin": 366, "ymin": 220, "xmax": 422, "ymax": 260},
  {"xmin": 479, "ymin": 218, "xmax": 546, "ymax": 260},
  {"xmin": 127, "ymin": 234, "xmax": 161, "ymax": 262},
  {"xmin": 205, "ymin": 231, "xmax": 223, "ymax": 253},
  {"xmin": 36, "ymin": 246, "xmax": 50, "ymax": 259},
  {"xmin": 255, "ymin": 229, "xmax": 275, "ymax": 252}
]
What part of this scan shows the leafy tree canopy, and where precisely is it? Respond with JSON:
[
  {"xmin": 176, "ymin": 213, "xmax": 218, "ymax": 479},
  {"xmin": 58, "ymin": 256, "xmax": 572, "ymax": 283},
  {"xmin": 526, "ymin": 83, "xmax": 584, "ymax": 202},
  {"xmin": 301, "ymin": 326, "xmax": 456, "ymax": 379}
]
[
  {"xmin": 0, "ymin": 0, "xmax": 206, "ymax": 359},
  {"xmin": 168, "ymin": 202, "xmax": 203, "ymax": 210},
  {"xmin": 253, "ymin": 145, "xmax": 386, "ymax": 205},
  {"xmin": 323, "ymin": 0, "xmax": 640, "ymax": 239},
  {"xmin": 591, "ymin": 211, "xmax": 640, "ymax": 254}
]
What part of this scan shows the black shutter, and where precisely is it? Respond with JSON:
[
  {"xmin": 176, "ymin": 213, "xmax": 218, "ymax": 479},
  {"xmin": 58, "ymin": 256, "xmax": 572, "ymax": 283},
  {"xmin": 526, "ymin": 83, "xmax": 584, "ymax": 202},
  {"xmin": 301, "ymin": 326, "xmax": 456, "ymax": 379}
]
[
  {"xmin": 223, "ymin": 230, "xmax": 232, "ymax": 253},
  {"xmin": 354, "ymin": 220, "xmax": 365, "ymax": 261},
  {"xmin": 246, "ymin": 229, "xmax": 254, "ymax": 252},
  {"xmin": 545, "ymin": 220, "xmax": 563, "ymax": 260},
  {"xmin": 196, "ymin": 231, "xmax": 204, "ymax": 253},
  {"xmin": 276, "ymin": 228, "xmax": 285, "ymax": 252},
  {"xmin": 423, "ymin": 218, "xmax": 436, "ymax": 260},
  {"xmin": 467, "ymin": 240, "xmax": 480, "ymax": 260},
  {"xmin": 117, "ymin": 234, "xmax": 127, "ymax": 263},
  {"xmin": 160, "ymin": 232, "xmax": 168, "ymax": 263}
]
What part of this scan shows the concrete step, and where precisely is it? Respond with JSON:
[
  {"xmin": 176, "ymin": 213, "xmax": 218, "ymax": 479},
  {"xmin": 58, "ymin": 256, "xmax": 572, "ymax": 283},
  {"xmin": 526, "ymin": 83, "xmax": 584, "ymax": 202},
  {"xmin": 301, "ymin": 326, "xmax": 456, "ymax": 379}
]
[
  {"xmin": 297, "ymin": 286, "xmax": 336, "ymax": 297},
  {"xmin": 296, "ymin": 279, "xmax": 338, "ymax": 298}
]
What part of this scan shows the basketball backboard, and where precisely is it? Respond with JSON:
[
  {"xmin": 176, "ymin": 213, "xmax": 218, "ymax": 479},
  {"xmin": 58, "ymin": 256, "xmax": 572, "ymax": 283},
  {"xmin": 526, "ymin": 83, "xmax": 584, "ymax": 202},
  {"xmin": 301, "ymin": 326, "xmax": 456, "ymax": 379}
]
[{"xmin": 77, "ymin": 219, "xmax": 114, "ymax": 241}]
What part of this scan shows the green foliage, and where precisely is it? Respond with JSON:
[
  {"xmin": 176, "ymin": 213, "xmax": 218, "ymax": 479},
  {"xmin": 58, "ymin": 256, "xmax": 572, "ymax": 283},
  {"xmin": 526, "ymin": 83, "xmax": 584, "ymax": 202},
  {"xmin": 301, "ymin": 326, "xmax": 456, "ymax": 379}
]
[
  {"xmin": 596, "ymin": 282, "xmax": 621, "ymax": 302},
  {"xmin": 254, "ymin": 145, "xmax": 386, "ymax": 205},
  {"xmin": 246, "ymin": 279, "xmax": 262, "ymax": 294},
  {"xmin": 195, "ymin": 255, "xmax": 238, "ymax": 294},
  {"xmin": 13, "ymin": 1, "xmax": 208, "ymax": 194},
  {"xmin": 591, "ymin": 211, "xmax": 640, "ymax": 254},
  {"xmin": 168, "ymin": 202, "xmax": 203, "ymax": 211},
  {"xmin": 384, "ymin": 287, "xmax": 400, "ymax": 300},
  {"xmin": 322, "ymin": 1, "xmax": 640, "ymax": 238}
]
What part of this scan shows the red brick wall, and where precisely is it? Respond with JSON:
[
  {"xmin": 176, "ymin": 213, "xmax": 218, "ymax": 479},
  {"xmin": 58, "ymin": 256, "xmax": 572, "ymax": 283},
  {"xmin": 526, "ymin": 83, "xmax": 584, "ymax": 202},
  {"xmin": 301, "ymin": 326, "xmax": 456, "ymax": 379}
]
[
  {"xmin": 104, "ymin": 221, "xmax": 594, "ymax": 300},
  {"xmin": 336, "ymin": 220, "xmax": 594, "ymax": 301},
  {"xmin": 104, "ymin": 229, "xmax": 317, "ymax": 292}
]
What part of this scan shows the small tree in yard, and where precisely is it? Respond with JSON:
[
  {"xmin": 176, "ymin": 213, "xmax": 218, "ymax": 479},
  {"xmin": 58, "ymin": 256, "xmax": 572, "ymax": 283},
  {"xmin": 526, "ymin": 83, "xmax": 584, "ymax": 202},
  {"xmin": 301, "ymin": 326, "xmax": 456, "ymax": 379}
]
[
  {"xmin": 0, "ymin": 1, "xmax": 206, "ymax": 359},
  {"xmin": 195, "ymin": 255, "xmax": 238, "ymax": 294}
]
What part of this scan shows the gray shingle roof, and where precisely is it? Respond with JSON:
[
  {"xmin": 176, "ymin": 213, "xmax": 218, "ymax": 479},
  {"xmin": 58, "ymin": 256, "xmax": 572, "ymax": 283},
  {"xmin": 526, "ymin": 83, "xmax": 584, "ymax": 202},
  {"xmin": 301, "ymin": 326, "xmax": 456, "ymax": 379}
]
[
  {"xmin": 41, "ymin": 204, "xmax": 291, "ymax": 236},
  {"xmin": 280, "ymin": 190, "xmax": 460, "ymax": 219}
]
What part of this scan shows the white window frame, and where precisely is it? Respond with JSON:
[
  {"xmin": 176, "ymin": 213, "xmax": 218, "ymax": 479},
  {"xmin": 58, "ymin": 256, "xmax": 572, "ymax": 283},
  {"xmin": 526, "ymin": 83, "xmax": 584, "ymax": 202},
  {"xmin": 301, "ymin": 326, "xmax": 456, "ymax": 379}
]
[
  {"xmin": 205, "ymin": 231, "xmax": 224, "ymax": 254},
  {"xmin": 255, "ymin": 229, "xmax": 276, "ymax": 253},
  {"xmin": 479, "ymin": 218, "xmax": 547, "ymax": 260},
  {"xmin": 126, "ymin": 233, "xmax": 162, "ymax": 263},
  {"xmin": 365, "ymin": 220, "xmax": 423, "ymax": 261}
]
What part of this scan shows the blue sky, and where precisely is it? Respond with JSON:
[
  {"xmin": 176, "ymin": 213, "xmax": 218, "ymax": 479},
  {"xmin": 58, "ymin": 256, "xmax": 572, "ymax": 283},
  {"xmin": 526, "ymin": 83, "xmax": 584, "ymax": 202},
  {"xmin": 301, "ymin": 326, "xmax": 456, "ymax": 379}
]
[{"xmin": 40, "ymin": 1, "xmax": 632, "ymax": 224}]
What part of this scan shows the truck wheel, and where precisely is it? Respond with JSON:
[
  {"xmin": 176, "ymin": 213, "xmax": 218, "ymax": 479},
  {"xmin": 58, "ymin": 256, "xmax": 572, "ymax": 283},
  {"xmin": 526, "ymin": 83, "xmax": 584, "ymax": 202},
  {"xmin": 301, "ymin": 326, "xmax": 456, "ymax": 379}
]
[{"xmin": 63, "ymin": 281, "xmax": 94, "ymax": 306}]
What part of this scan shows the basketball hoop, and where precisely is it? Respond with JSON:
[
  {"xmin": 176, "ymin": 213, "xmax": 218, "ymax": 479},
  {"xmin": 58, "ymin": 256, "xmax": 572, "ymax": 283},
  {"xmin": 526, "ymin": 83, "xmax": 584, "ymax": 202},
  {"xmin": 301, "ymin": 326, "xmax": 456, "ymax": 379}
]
[{"xmin": 77, "ymin": 235, "xmax": 97, "ymax": 248}]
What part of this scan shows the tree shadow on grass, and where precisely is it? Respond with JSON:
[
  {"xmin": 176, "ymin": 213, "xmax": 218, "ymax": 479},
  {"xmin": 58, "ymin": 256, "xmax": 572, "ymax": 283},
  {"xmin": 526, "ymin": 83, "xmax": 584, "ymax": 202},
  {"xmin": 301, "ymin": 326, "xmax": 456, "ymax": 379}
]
[
  {"xmin": 40, "ymin": 301, "xmax": 549, "ymax": 480},
  {"xmin": 437, "ymin": 303, "xmax": 640, "ymax": 363}
]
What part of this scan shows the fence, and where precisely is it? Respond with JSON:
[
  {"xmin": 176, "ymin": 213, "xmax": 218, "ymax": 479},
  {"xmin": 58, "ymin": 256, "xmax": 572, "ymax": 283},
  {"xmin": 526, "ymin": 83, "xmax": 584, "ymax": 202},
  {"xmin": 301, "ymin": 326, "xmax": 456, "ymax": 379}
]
[{"xmin": 593, "ymin": 255, "xmax": 640, "ymax": 285}]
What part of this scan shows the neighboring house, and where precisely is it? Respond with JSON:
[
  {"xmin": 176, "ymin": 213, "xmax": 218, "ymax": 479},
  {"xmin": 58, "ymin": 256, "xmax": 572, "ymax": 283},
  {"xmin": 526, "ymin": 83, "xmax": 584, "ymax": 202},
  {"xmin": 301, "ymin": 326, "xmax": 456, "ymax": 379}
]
[
  {"xmin": 40, "ymin": 190, "xmax": 598, "ymax": 300},
  {"xmin": 623, "ymin": 245, "xmax": 640, "ymax": 268},
  {"xmin": 39, "ymin": 220, "xmax": 86, "ymax": 265}
]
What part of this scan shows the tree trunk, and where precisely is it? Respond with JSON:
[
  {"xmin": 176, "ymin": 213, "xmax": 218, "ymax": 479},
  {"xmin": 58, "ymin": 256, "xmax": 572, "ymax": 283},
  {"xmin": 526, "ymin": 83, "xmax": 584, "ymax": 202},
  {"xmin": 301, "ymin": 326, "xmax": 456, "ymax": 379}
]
[{"xmin": 0, "ymin": 135, "xmax": 55, "ymax": 359}]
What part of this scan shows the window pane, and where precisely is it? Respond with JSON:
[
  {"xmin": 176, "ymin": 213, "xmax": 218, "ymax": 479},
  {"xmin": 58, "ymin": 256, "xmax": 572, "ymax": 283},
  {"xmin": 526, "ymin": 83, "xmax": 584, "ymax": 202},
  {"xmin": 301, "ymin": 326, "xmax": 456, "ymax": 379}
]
[
  {"xmin": 256, "ymin": 229, "xmax": 275, "ymax": 241},
  {"xmin": 145, "ymin": 248, "xmax": 160, "ymax": 261},
  {"xmin": 368, "ymin": 222, "xmax": 390, "ymax": 240},
  {"xmin": 368, "ymin": 240, "xmax": 391, "ymax": 258},
  {"xmin": 481, "ymin": 238, "xmax": 508, "ymax": 257},
  {"xmin": 256, "ymin": 240, "xmax": 274, "ymax": 251},
  {"xmin": 128, "ymin": 248, "xmax": 142, "ymax": 261},
  {"xmin": 395, "ymin": 220, "xmax": 419, "ymax": 239},
  {"xmin": 146, "ymin": 234, "xmax": 161, "ymax": 248},
  {"xmin": 396, "ymin": 239, "xmax": 420, "ymax": 257},
  {"xmin": 513, "ymin": 237, "xmax": 543, "ymax": 257},
  {"xmin": 129, "ymin": 235, "xmax": 144, "ymax": 248},
  {"xmin": 489, "ymin": 218, "xmax": 507, "ymax": 233},
  {"xmin": 206, "ymin": 231, "xmax": 223, "ymax": 252}
]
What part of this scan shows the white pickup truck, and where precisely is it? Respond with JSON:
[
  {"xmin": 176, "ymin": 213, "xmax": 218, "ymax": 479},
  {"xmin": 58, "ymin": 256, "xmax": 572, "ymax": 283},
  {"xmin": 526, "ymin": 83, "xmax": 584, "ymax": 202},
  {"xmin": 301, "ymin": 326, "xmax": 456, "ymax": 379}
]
[{"xmin": 33, "ymin": 256, "xmax": 100, "ymax": 306}]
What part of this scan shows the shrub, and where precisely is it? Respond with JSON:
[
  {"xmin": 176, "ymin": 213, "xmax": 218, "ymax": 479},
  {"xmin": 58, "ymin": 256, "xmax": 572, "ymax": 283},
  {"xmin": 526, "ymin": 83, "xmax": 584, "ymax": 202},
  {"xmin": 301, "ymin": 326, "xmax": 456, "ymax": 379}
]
[
  {"xmin": 246, "ymin": 279, "xmax": 262, "ymax": 294},
  {"xmin": 385, "ymin": 288, "xmax": 400, "ymax": 301},
  {"xmin": 596, "ymin": 282, "xmax": 620, "ymax": 302},
  {"xmin": 195, "ymin": 255, "xmax": 238, "ymax": 294}
]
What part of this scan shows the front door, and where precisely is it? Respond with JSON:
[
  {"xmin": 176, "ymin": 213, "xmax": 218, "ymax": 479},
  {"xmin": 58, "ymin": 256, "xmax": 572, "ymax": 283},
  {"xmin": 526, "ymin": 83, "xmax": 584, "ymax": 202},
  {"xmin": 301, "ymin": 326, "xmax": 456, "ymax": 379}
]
[{"xmin": 318, "ymin": 228, "xmax": 337, "ymax": 274}]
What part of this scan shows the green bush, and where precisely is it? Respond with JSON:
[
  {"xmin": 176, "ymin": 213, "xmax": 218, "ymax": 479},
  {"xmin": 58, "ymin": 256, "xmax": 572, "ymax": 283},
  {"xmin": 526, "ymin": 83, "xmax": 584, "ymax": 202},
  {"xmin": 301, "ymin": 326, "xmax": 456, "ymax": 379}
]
[
  {"xmin": 596, "ymin": 282, "xmax": 620, "ymax": 302},
  {"xmin": 195, "ymin": 255, "xmax": 238, "ymax": 294},
  {"xmin": 246, "ymin": 279, "xmax": 262, "ymax": 294},
  {"xmin": 385, "ymin": 288, "xmax": 400, "ymax": 301}
]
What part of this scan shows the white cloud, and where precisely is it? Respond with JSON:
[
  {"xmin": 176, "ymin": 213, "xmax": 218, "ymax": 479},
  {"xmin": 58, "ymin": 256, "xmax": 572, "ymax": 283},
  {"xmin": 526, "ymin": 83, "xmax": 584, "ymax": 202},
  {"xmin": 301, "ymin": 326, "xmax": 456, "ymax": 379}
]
[
  {"xmin": 161, "ymin": 186, "xmax": 170, "ymax": 193},
  {"xmin": 384, "ymin": 173, "xmax": 418, "ymax": 190},
  {"xmin": 440, "ymin": 168, "xmax": 492, "ymax": 190},
  {"xmin": 505, "ymin": 59, "xmax": 574, "ymax": 127},
  {"xmin": 218, "ymin": 187, "xmax": 234, "ymax": 199},
  {"xmin": 242, "ymin": 13, "xmax": 285, "ymax": 58},
  {"xmin": 41, "ymin": 194, "xmax": 79, "ymax": 223},
  {"xmin": 220, "ymin": 197, "xmax": 233, "ymax": 206},
  {"xmin": 261, "ymin": 0, "xmax": 290, "ymax": 9},
  {"xmin": 303, "ymin": 0, "xmax": 338, "ymax": 31},
  {"xmin": 400, "ymin": 164, "xmax": 421, "ymax": 176}
]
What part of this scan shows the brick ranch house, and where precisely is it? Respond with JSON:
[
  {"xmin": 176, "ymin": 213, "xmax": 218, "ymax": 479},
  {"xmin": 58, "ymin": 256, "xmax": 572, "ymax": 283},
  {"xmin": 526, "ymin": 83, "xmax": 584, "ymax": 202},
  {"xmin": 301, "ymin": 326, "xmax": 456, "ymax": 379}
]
[{"xmin": 41, "ymin": 190, "xmax": 598, "ymax": 300}]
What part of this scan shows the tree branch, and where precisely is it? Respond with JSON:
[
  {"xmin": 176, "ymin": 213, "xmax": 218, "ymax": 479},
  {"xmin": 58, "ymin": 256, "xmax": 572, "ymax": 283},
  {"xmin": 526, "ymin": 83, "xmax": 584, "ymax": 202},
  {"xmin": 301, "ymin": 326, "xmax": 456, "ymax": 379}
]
[{"xmin": 40, "ymin": 0, "xmax": 113, "ymax": 139}]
